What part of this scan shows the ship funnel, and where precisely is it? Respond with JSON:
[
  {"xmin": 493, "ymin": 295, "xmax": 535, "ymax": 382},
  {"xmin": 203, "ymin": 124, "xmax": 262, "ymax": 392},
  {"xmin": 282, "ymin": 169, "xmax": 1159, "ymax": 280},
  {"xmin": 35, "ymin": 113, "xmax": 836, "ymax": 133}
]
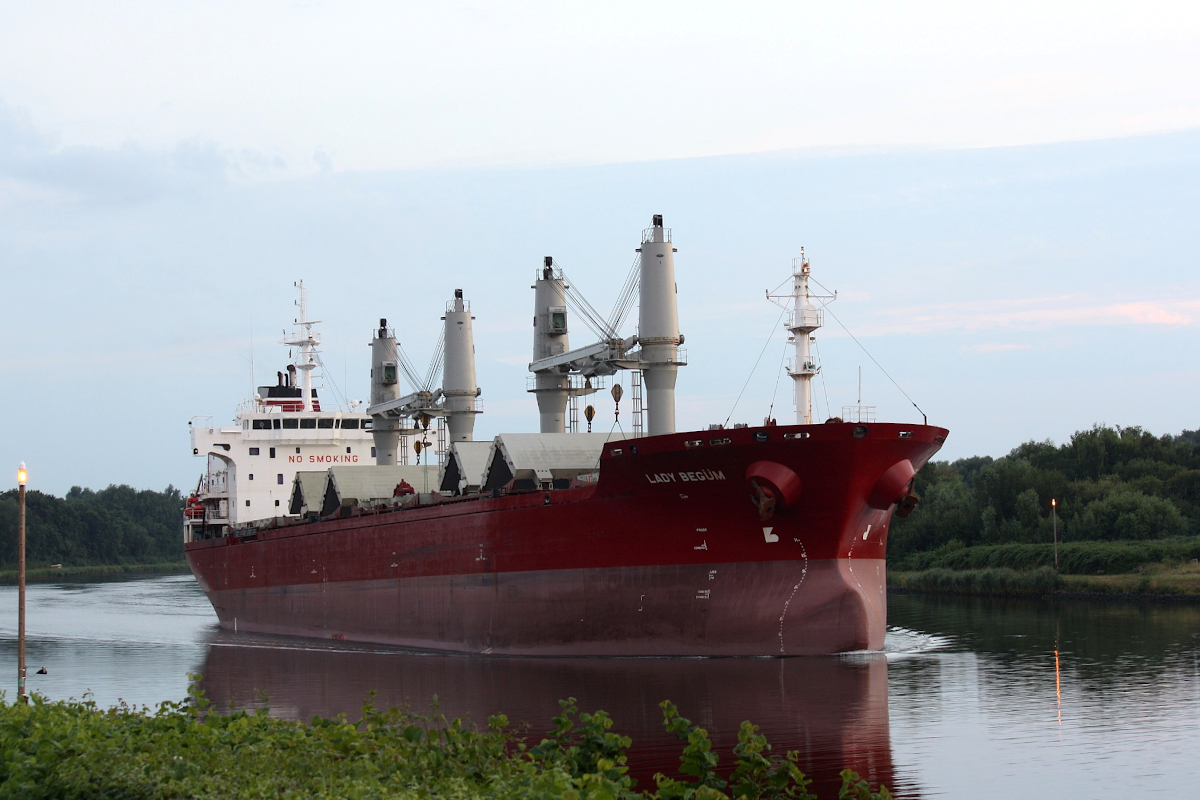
[
  {"xmin": 369, "ymin": 321, "xmax": 401, "ymax": 465},
  {"xmin": 532, "ymin": 259, "xmax": 569, "ymax": 433},
  {"xmin": 638, "ymin": 214, "xmax": 683, "ymax": 435},
  {"xmin": 442, "ymin": 290, "xmax": 480, "ymax": 442}
]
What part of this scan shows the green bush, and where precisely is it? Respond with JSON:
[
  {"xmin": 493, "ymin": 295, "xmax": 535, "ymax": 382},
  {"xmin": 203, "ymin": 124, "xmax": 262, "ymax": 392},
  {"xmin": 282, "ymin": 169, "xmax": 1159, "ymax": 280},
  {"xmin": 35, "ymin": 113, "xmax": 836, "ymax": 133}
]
[
  {"xmin": 1067, "ymin": 491, "xmax": 1187, "ymax": 541},
  {"xmin": 0, "ymin": 687, "xmax": 890, "ymax": 800}
]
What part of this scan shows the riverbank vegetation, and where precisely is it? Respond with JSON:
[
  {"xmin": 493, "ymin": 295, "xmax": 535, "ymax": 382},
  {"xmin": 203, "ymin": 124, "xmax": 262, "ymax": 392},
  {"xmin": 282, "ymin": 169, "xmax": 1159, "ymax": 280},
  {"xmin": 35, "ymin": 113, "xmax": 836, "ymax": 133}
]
[
  {"xmin": 0, "ymin": 688, "xmax": 890, "ymax": 799},
  {"xmin": 0, "ymin": 485, "xmax": 182, "ymax": 573},
  {"xmin": 890, "ymin": 425, "xmax": 1200, "ymax": 596}
]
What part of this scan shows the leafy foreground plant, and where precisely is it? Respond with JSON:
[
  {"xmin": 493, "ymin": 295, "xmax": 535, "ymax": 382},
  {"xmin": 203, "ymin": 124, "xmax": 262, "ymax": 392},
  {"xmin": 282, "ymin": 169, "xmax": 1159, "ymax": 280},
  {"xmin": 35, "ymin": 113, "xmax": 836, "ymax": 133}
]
[{"xmin": 0, "ymin": 686, "xmax": 890, "ymax": 799}]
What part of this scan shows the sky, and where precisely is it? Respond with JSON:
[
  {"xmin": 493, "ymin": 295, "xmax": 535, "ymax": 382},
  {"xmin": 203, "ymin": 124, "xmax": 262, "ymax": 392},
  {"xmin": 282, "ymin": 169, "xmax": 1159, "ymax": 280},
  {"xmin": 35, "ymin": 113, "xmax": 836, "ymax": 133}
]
[{"xmin": 1, "ymin": 1, "xmax": 1199, "ymax": 495}]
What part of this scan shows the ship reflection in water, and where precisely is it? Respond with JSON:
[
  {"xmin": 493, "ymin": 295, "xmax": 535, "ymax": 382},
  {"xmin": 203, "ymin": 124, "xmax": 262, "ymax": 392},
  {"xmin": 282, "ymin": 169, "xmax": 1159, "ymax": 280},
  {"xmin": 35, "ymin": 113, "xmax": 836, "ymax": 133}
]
[{"xmin": 200, "ymin": 637, "xmax": 903, "ymax": 797}]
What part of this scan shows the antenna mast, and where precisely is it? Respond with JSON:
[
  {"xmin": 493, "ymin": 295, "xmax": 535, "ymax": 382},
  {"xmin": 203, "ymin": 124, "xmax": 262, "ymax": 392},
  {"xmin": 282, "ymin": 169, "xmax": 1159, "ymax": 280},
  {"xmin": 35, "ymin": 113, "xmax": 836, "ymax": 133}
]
[{"xmin": 283, "ymin": 280, "xmax": 322, "ymax": 413}]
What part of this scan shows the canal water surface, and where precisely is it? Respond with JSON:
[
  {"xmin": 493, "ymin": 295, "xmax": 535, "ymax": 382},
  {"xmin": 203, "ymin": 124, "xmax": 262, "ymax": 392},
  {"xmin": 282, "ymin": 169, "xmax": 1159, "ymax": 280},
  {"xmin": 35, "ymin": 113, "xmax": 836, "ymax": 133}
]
[{"xmin": 0, "ymin": 574, "xmax": 1197, "ymax": 798}]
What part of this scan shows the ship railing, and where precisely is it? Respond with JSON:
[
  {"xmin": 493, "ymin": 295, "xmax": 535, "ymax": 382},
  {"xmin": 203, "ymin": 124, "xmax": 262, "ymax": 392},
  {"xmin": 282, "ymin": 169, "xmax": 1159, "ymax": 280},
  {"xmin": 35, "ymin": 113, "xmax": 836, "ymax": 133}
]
[
  {"xmin": 202, "ymin": 472, "xmax": 230, "ymax": 494},
  {"xmin": 841, "ymin": 405, "xmax": 877, "ymax": 423},
  {"xmin": 448, "ymin": 397, "xmax": 484, "ymax": 413},
  {"xmin": 533, "ymin": 265, "xmax": 566, "ymax": 283},
  {"xmin": 785, "ymin": 357, "xmax": 819, "ymax": 375},
  {"xmin": 787, "ymin": 308, "xmax": 823, "ymax": 330},
  {"xmin": 640, "ymin": 226, "xmax": 673, "ymax": 244}
]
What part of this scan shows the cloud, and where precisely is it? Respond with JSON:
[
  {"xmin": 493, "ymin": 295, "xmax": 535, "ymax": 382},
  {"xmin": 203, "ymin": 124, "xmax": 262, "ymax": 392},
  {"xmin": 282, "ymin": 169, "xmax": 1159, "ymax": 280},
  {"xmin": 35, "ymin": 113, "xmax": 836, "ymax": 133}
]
[
  {"xmin": 838, "ymin": 294, "xmax": 1200, "ymax": 337},
  {"xmin": 965, "ymin": 343, "xmax": 1034, "ymax": 353},
  {"xmin": 0, "ymin": 99, "xmax": 286, "ymax": 205}
]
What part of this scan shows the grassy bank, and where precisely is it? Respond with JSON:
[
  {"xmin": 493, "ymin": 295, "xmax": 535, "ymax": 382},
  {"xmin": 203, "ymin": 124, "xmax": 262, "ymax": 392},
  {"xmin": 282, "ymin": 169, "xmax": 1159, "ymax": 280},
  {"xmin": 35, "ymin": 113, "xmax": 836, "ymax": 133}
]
[
  {"xmin": 893, "ymin": 536, "xmax": 1200, "ymax": 575},
  {"xmin": 0, "ymin": 561, "xmax": 189, "ymax": 584},
  {"xmin": 0, "ymin": 689, "xmax": 891, "ymax": 800},
  {"xmin": 889, "ymin": 559, "xmax": 1200, "ymax": 597}
]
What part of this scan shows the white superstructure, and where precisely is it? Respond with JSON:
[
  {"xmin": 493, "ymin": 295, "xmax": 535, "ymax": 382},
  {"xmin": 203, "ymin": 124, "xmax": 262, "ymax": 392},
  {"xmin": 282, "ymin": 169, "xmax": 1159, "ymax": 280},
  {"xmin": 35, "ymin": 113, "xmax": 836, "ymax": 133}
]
[{"xmin": 185, "ymin": 285, "xmax": 373, "ymax": 542}]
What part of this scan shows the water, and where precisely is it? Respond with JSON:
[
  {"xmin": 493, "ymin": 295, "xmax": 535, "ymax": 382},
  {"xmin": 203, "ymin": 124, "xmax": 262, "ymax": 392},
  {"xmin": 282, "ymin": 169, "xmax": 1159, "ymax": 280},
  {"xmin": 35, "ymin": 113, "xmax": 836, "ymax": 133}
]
[{"xmin": 1, "ymin": 575, "xmax": 1197, "ymax": 798}]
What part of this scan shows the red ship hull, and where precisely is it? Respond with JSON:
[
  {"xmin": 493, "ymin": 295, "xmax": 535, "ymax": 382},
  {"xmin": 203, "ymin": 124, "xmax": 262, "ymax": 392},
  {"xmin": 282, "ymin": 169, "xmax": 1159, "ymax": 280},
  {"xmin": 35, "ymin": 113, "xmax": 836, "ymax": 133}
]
[{"xmin": 185, "ymin": 422, "xmax": 946, "ymax": 656}]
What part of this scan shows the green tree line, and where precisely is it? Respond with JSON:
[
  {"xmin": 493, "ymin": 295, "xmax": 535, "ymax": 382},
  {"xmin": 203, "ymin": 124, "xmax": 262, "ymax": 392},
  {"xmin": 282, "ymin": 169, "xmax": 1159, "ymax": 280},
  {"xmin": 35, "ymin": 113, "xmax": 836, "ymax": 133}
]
[
  {"xmin": 0, "ymin": 485, "xmax": 183, "ymax": 568},
  {"xmin": 892, "ymin": 425, "xmax": 1200, "ymax": 563}
]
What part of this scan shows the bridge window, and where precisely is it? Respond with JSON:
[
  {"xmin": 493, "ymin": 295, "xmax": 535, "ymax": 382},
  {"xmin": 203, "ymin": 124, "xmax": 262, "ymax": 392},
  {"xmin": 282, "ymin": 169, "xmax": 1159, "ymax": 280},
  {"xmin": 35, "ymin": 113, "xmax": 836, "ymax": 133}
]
[
  {"xmin": 282, "ymin": 419, "xmax": 299, "ymax": 429},
  {"xmin": 300, "ymin": 418, "xmax": 317, "ymax": 429},
  {"xmin": 342, "ymin": 419, "xmax": 360, "ymax": 429},
  {"xmin": 317, "ymin": 418, "xmax": 334, "ymax": 429},
  {"xmin": 252, "ymin": 419, "xmax": 272, "ymax": 430}
]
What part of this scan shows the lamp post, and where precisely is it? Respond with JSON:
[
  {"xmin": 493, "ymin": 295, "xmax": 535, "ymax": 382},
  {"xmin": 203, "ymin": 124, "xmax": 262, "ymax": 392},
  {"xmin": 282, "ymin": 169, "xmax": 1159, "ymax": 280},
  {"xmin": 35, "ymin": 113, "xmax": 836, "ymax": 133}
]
[
  {"xmin": 1051, "ymin": 498, "xmax": 1058, "ymax": 573},
  {"xmin": 16, "ymin": 462, "xmax": 27, "ymax": 704}
]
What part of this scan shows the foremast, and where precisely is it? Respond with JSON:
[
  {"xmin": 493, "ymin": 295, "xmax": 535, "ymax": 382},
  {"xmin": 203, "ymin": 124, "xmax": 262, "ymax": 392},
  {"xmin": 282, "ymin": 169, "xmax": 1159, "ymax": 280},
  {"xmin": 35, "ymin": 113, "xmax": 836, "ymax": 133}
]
[{"xmin": 769, "ymin": 249, "xmax": 835, "ymax": 425}]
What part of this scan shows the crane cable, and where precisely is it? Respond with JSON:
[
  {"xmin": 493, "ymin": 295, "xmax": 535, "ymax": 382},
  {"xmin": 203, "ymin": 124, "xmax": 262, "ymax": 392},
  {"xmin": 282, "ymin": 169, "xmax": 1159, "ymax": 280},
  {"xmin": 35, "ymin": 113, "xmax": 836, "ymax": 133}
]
[
  {"xmin": 819, "ymin": 303, "xmax": 928, "ymax": 425},
  {"xmin": 723, "ymin": 305, "xmax": 789, "ymax": 428}
]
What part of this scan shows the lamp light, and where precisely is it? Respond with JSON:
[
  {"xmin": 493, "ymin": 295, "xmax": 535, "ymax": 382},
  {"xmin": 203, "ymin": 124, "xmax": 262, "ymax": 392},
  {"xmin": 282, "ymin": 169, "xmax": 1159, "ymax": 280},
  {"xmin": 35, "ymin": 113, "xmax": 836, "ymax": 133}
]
[{"xmin": 17, "ymin": 462, "xmax": 26, "ymax": 486}]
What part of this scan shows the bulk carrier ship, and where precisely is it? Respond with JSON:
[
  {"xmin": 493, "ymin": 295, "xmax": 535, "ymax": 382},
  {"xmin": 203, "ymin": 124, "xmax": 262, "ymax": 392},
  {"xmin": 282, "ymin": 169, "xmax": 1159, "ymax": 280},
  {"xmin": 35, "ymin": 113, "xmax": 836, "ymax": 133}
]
[{"xmin": 184, "ymin": 216, "xmax": 946, "ymax": 656}]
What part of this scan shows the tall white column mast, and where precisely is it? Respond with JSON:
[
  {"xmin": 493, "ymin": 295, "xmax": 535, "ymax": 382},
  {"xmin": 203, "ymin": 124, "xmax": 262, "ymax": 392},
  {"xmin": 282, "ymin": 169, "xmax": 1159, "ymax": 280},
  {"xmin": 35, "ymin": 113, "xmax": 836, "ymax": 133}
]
[
  {"xmin": 769, "ymin": 249, "xmax": 835, "ymax": 425},
  {"xmin": 638, "ymin": 215, "xmax": 683, "ymax": 436},
  {"xmin": 369, "ymin": 318, "xmax": 401, "ymax": 465},
  {"xmin": 442, "ymin": 289, "xmax": 481, "ymax": 442},
  {"xmin": 284, "ymin": 280, "xmax": 321, "ymax": 412},
  {"xmin": 531, "ymin": 258, "xmax": 570, "ymax": 433}
]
